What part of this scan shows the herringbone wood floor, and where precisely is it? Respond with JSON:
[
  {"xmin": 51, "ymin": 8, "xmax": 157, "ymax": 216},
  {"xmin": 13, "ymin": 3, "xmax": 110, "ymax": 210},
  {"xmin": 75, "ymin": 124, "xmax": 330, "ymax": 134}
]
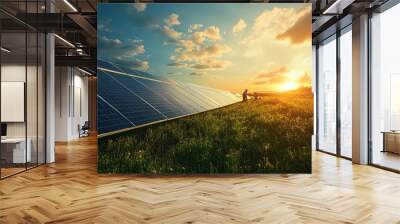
[{"xmin": 1, "ymin": 136, "xmax": 400, "ymax": 224}]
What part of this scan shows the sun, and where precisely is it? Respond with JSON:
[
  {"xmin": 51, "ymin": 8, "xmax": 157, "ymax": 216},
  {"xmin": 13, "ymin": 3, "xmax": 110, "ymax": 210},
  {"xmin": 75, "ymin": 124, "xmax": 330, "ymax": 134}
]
[{"xmin": 279, "ymin": 82, "xmax": 299, "ymax": 92}]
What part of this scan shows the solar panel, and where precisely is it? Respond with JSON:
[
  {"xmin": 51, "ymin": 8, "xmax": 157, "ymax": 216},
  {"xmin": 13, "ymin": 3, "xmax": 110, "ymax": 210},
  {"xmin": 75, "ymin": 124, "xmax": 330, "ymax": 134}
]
[
  {"xmin": 138, "ymin": 78, "xmax": 202, "ymax": 115},
  {"xmin": 174, "ymin": 81, "xmax": 219, "ymax": 111},
  {"xmin": 193, "ymin": 85, "xmax": 237, "ymax": 107},
  {"xmin": 98, "ymin": 70, "xmax": 166, "ymax": 126},
  {"xmin": 97, "ymin": 60, "xmax": 241, "ymax": 135},
  {"xmin": 97, "ymin": 96, "xmax": 133, "ymax": 134},
  {"xmin": 180, "ymin": 83, "xmax": 220, "ymax": 110},
  {"xmin": 106, "ymin": 71, "xmax": 185, "ymax": 118},
  {"xmin": 184, "ymin": 83, "xmax": 224, "ymax": 107}
]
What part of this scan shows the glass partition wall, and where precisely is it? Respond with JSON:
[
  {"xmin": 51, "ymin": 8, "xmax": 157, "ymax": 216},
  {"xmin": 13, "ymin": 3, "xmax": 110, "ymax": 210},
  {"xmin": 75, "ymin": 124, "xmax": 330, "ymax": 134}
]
[
  {"xmin": 0, "ymin": 2, "xmax": 46, "ymax": 179},
  {"xmin": 317, "ymin": 35, "xmax": 337, "ymax": 155},
  {"xmin": 370, "ymin": 3, "xmax": 400, "ymax": 171},
  {"xmin": 316, "ymin": 26, "xmax": 352, "ymax": 159},
  {"xmin": 339, "ymin": 27, "xmax": 352, "ymax": 159}
]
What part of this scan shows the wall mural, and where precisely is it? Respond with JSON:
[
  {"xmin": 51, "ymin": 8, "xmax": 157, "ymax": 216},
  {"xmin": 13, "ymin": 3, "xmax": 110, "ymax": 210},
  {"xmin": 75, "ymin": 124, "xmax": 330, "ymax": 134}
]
[{"xmin": 97, "ymin": 3, "xmax": 313, "ymax": 174}]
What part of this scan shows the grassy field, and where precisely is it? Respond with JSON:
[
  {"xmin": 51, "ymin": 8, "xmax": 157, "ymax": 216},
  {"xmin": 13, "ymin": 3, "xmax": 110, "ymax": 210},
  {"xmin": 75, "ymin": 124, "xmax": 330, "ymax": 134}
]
[{"xmin": 98, "ymin": 92, "xmax": 313, "ymax": 174}]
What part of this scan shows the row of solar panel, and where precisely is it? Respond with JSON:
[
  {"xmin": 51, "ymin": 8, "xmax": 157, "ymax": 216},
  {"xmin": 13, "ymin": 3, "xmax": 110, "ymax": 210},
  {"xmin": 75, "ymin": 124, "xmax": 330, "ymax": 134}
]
[{"xmin": 97, "ymin": 59, "xmax": 241, "ymax": 134}]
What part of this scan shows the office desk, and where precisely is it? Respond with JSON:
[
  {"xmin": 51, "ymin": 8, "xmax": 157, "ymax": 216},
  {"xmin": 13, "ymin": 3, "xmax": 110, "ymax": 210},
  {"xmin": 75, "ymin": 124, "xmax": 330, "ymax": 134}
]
[
  {"xmin": 1, "ymin": 138, "xmax": 31, "ymax": 163},
  {"xmin": 382, "ymin": 131, "xmax": 400, "ymax": 154}
]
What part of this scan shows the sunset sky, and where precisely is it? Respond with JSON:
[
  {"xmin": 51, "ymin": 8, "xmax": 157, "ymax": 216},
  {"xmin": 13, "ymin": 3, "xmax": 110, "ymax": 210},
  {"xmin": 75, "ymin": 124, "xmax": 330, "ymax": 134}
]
[{"xmin": 98, "ymin": 3, "xmax": 312, "ymax": 93}]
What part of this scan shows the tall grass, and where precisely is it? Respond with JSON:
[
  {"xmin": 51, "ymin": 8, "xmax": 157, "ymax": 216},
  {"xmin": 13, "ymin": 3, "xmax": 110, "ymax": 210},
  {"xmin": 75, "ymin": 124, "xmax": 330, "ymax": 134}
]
[{"xmin": 98, "ymin": 94, "xmax": 313, "ymax": 174}]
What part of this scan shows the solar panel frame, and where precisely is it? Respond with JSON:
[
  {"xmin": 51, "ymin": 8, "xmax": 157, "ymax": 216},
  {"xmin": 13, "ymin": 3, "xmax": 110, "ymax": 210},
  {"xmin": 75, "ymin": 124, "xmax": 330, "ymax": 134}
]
[{"xmin": 98, "ymin": 59, "xmax": 125, "ymax": 72}]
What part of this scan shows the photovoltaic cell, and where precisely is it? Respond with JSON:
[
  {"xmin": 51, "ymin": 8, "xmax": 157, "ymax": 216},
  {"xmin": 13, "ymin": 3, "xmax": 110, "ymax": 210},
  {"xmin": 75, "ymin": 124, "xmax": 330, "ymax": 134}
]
[
  {"xmin": 138, "ymin": 78, "xmax": 202, "ymax": 114},
  {"xmin": 174, "ymin": 82, "xmax": 219, "ymax": 111},
  {"xmin": 97, "ymin": 96, "xmax": 133, "ymax": 134},
  {"xmin": 98, "ymin": 70, "xmax": 165, "ymax": 126},
  {"xmin": 107, "ymin": 72, "xmax": 185, "ymax": 118}
]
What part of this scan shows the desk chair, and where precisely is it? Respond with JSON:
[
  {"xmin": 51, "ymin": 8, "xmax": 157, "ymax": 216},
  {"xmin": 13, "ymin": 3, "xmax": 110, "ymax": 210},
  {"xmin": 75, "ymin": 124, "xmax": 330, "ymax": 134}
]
[{"xmin": 78, "ymin": 121, "xmax": 90, "ymax": 138}]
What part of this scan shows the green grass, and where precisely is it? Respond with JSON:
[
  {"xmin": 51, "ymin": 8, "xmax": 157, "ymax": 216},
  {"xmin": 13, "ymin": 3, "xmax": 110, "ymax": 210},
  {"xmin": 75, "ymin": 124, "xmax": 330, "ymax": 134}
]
[{"xmin": 98, "ymin": 93, "xmax": 313, "ymax": 174}]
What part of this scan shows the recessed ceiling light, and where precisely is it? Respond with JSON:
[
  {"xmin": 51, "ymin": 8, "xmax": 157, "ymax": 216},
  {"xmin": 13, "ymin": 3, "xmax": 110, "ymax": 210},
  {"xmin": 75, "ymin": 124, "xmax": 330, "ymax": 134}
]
[
  {"xmin": 54, "ymin": 34, "xmax": 75, "ymax": 48},
  {"xmin": 78, "ymin": 67, "xmax": 93, "ymax": 76},
  {"xmin": 63, "ymin": 0, "xmax": 78, "ymax": 12},
  {"xmin": 1, "ymin": 47, "xmax": 11, "ymax": 53},
  {"xmin": 323, "ymin": 0, "xmax": 355, "ymax": 15}
]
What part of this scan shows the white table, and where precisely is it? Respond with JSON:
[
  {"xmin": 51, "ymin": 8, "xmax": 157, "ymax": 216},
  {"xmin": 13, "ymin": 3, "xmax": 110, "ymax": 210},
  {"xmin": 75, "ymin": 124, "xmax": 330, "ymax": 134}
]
[{"xmin": 1, "ymin": 138, "xmax": 31, "ymax": 163}]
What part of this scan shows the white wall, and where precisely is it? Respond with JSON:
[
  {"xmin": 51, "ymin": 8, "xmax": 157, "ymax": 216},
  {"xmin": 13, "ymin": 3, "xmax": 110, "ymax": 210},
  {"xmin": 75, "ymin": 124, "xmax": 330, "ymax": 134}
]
[{"xmin": 55, "ymin": 67, "xmax": 89, "ymax": 141}]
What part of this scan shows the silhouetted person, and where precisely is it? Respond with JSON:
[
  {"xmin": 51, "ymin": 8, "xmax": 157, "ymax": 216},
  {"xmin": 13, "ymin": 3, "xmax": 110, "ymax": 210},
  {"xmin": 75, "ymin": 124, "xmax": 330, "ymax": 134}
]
[
  {"xmin": 254, "ymin": 92, "xmax": 258, "ymax": 100},
  {"xmin": 242, "ymin": 89, "xmax": 248, "ymax": 102}
]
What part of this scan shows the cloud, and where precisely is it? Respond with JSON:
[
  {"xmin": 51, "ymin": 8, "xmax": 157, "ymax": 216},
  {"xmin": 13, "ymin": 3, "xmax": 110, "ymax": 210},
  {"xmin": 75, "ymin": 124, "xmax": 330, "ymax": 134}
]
[
  {"xmin": 169, "ymin": 27, "xmax": 227, "ymax": 63},
  {"xmin": 252, "ymin": 66, "xmax": 290, "ymax": 87},
  {"xmin": 233, "ymin": 19, "xmax": 247, "ymax": 33},
  {"xmin": 98, "ymin": 19, "xmax": 112, "ymax": 32},
  {"xmin": 276, "ymin": 9, "xmax": 311, "ymax": 45},
  {"xmin": 171, "ymin": 43, "xmax": 231, "ymax": 63},
  {"xmin": 252, "ymin": 67, "xmax": 311, "ymax": 90},
  {"xmin": 256, "ymin": 66, "xmax": 288, "ymax": 79},
  {"xmin": 159, "ymin": 14, "xmax": 184, "ymax": 42},
  {"xmin": 164, "ymin": 13, "xmax": 181, "ymax": 26},
  {"xmin": 202, "ymin": 26, "xmax": 221, "ymax": 41},
  {"xmin": 190, "ymin": 59, "xmax": 230, "ymax": 69},
  {"xmin": 191, "ymin": 26, "xmax": 222, "ymax": 44},
  {"xmin": 252, "ymin": 81, "xmax": 268, "ymax": 85},
  {"xmin": 99, "ymin": 36, "xmax": 145, "ymax": 57},
  {"xmin": 242, "ymin": 7, "xmax": 305, "ymax": 44},
  {"xmin": 189, "ymin": 71, "xmax": 205, "ymax": 76},
  {"xmin": 99, "ymin": 36, "xmax": 122, "ymax": 48},
  {"xmin": 176, "ymin": 39, "xmax": 196, "ymax": 50},
  {"xmin": 266, "ymin": 74, "xmax": 290, "ymax": 84},
  {"xmin": 123, "ymin": 44, "xmax": 145, "ymax": 57},
  {"xmin": 99, "ymin": 36, "xmax": 149, "ymax": 70},
  {"xmin": 167, "ymin": 62, "xmax": 186, "ymax": 67},
  {"xmin": 161, "ymin": 25, "xmax": 182, "ymax": 41},
  {"xmin": 133, "ymin": 3, "xmax": 146, "ymax": 12},
  {"xmin": 192, "ymin": 32, "xmax": 206, "ymax": 44},
  {"xmin": 296, "ymin": 72, "xmax": 311, "ymax": 86},
  {"xmin": 115, "ymin": 57, "xmax": 149, "ymax": 70},
  {"xmin": 126, "ymin": 7, "xmax": 161, "ymax": 28},
  {"xmin": 159, "ymin": 13, "xmax": 229, "ymax": 72},
  {"xmin": 188, "ymin": 24, "xmax": 203, "ymax": 33},
  {"xmin": 168, "ymin": 59, "xmax": 230, "ymax": 70}
]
